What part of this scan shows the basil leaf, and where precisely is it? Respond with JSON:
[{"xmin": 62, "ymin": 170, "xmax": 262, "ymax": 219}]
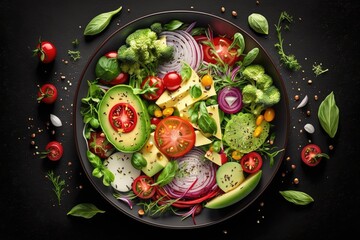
[
  {"xmin": 155, "ymin": 161, "xmax": 178, "ymax": 187},
  {"xmin": 190, "ymin": 84, "xmax": 202, "ymax": 99},
  {"xmin": 279, "ymin": 190, "xmax": 314, "ymax": 205},
  {"xmin": 164, "ymin": 20, "xmax": 184, "ymax": 30},
  {"xmin": 84, "ymin": 6, "xmax": 122, "ymax": 36},
  {"xmin": 248, "ymin": 13, "xmax": 269, "ymax": 35},
  {"xmin": 242, "ymin": 47, "xmax": 259, "ymax": 67},
  {"xmin": 95, "ymin": 56, "xmax": 121, "ymax": 81},
  {"xmin": 67, "ymin": 203, "xmax": 105, "ymax": 219},
  {"xmin": 318, "ymin": 91, "xmax": 339, "ymax": 138}
]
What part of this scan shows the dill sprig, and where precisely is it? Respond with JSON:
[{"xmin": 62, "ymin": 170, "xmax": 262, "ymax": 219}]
[
  {"xmin": 274, "ymin": 11, "xmax": 301, "ymax": 71},
  {"xmin": 312, "ymin": 63, "xmax": 329, "ymax": 77},
  {"xmin": 46, "ymin": 170, "xmax": 65, "ymax": 205}
]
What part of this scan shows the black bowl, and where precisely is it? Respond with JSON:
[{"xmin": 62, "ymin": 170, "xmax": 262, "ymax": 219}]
[{"xmin": 73, "ymin": 10, "xmax": 290, "ymax": 229}]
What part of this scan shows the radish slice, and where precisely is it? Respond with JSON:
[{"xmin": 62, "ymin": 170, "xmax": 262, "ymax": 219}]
[
  {"xmin": 104, "ymin": 152, "xmax": 140, "ymax": 192},
  {"xmin": 218, "ymin": 87, "xmax": 243, "ymax": 114}
]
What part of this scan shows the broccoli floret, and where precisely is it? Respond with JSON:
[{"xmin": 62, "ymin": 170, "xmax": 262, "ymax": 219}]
[
  {"xmin": 150, "ymin": 22, "xmax": 163, "ymax": 34},
  {"xmin": 242, "ymin": 64, "xmax": 265, "ymax": 82},
  {"xmin": 242, "ymin": 64, "xmax": 273, "ymax": 90},
  {"xmin": 117, "ymin": 28, "xmax": 174, "ymax": 79},
  {"xmin": 242, "ymin": 84, "xmax": 281, "ymax": 115}
]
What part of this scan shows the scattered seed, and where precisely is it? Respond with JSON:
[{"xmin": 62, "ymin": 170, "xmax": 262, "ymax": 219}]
[
  {"xmin": 306, "ymin": 110, "xmax": 311, "ymax": 116},
  {"xmin": 221, "ymin": 7, "xmax": 225, "ymax": 13},
  {"xmin": 314, "ymin": 95, "xmax": 318, "ymax": 101},
  {"xmin": 293, "ymin": 178, "xmax": 299, "ymax": 184},
  {"xmin": 307, "ymin": 79, "xmax": 313, "ymax": 84},
  {"xmin": 291, "ymin": 164, "xmax": 296, "ymax": 170},
  {"xmin": 138, "ymin": 209, "xmax": 145, "ymax": 216},
  {"xmin": 294, "ymin": 95, "xmax": 300, "ymax": 101},
  {"xmin": 329, "ymin": 145, "xmax": 334, "ymax": 150},
  {"xmin": 232, "ymin": 11, "xmax": 237, "ymax": 17}
]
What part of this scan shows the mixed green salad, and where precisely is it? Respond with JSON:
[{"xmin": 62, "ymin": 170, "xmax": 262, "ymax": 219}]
[{"xmin": 80, "ymin": 19, "xmax": 283, "ymax": 224}]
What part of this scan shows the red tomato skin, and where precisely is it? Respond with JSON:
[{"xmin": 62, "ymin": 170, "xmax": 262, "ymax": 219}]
[
  {"xmin": 132, "ymin": 175, "xmax": 156, "ymax": 199},
  {"xmin": 240, "ymin": 152, "xmax": 263, "ymax": 174},
  {"xmin": 88, "ymin": 131, "xmax": 115, "ymax": 159},
  {"xmin": 108, "ymin": 103, "xmax": 137, "ymax": 133},
  {"xmin": 150, "ymin": 117, "xmax": 162, "ymax": 126},
  {"xmin": 162, "ymin": 71, "xmax": 182, "ymax": 91},
  {"xmin": 154, "ymin": 116, "xmax": 196, "ymax": 158},
  {"xmin": 37, "ymin": 83, "xmax": 58, "ymax": 104},
  {"xmin": 35, "ymin": 41, "xmax": 57, "ymax": 63},
  {"xmin": 45, "ymin": 141, "xmax": 63, "ymax": 161},
  {"xmin": 202, "ymin": 37, "xmax": 239, "ymax": 66},
  {"xmin": 301, "ymin": 144, "xmax": 323, "ymax": 167},
  {"xmin": 140, "ymin": 76, "xmax": 165, "ymax": 101}
]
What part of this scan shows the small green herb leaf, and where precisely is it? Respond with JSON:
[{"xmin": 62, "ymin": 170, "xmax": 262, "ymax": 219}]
[
  {"xmin": 67, "ymin": 203, "xmax": 105, "ymax": 219},
  {"xmin": 318, "ymin": 91, "xmax": 339, "ymax": 138},
  {"xmin": 84, "ymin": 6, "xmax": 122, "ymax": 36},
  {"xmin": 163, "ymin": 20, "xmax": 184, "ymax": 31},
  {"xmin": 279, "ymin": 190, "xmax": 314, "ymax": 205},
  {"xmin": 248, "ymin": 13, "xmax": 269, "ymax": 35},
  {"xmin": 190, "ymin": 84, "xmax": 202, "ymax": 99}
]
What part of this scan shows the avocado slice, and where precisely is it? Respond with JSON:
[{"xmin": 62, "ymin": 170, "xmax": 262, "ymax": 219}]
[
  {"xmin": 98, "ymin": 85, "xmax": 151, "ymax": 153},
  {"xmin": 204, "ymin": 170, "xmax": 262, "ymax": 209}
]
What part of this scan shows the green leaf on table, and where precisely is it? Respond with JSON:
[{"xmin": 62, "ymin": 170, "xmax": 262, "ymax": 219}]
[
  {"xmin": 279, "ymin": 190, "xmax": 314, "ymax": 205},
  {"xmin": 67, "ymin": 203, "xmax": 105, "ymax": 219},
  {"xmin": 84, "ymin": 6, "xmax": 122, "ymax": 36},
  {"xmin": 318, "ymin": 91, "xmax": 339, "ymax": 138}
]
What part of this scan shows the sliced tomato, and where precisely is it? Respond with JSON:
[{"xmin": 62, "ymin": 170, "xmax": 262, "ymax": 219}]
[
  {"xmin": 108, "ymin": 103, "xmax": 137, "ymax": 133},
  {"xmin": 202, "ymin": 36, "xmax": 239, "ymax": 66},
  {"xmin": 88, "ymin": 131, "xmax": 115, "ymax": 159},
  {"xmin": 154, "ymin": 116, "xmax": 196, "ymax": 158},
  {"xmin": 240, "ymin": 152, "xmax": 263, "ymax": 173},
  {"xmin": 301, "ymin": 144, "xmax": 329, "ymax": 167},
  {"xmin": 140, "ymin": 76, "xmax": 165, "ymax": 101},
  {"xmin": 132, "ymin": 175, "xmax": 156, "ymax": 199}
]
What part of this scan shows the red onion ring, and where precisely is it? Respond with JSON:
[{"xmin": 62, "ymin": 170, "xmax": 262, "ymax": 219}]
[
  {"xmin": 217, "ymin": 86, "xmax": 243, "ymax": 114},
  {"xmin": 163, "ymin": 148, "xmax": 217, "ymax": 200},
  {"xmin": 157, "ymin": 30, "xmax": 203, "ymax": 78}
]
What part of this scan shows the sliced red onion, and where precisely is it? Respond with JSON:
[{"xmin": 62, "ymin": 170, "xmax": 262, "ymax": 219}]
[
  {"xmin": 163, "ymin": 148, "xmax": 217, "ymax": 200},
  {"xmin": 218, "ymin": 87, "xmax": 243, "ymax": 114},
  {"xmin": 157, "ymin": 30, "xmax": 203, "ymax": 78}
]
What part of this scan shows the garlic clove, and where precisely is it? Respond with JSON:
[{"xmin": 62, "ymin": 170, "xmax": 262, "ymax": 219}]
[
  {"xmin": 50, "ymin": 114, "xmax": 62, "ymax": 127},
  {"xmin": 296, "ymin": 95, "xmax": 308, "ymax": 109},
  {"xmin": 304, "ymin": 123, "xmax": 315, "ymax": 134}
]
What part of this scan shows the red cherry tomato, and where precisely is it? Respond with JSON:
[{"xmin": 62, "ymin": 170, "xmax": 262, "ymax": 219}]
[
  {"xmin": 99, "ymin": 51, "xmax": 129, "ymax": 85},
  {"xmin": 140, "ymin": 76, "xmax": 165, "ymax": 101},
  {"xmin": 88, "ymin": 131, "xmax": 115, "ymax": 159},
  {"xmin": 44, "ymin": 141, "xmax": 63, "ymax": 161},
  {"xmin": 154, "ymin": 116, "xmax": 195, "ymax": 158},
  {"xmin": 162, "ymin": 71, "xmax": 182, "ymax": 91},
  {"xmin": 150, "ymin": 117, "xmax": 162, "ymax": 126},
  {"xmin": 132, "ymin": 175, "xmax": 157, "ymax": 199},
  {"xmin": 33, "ymin": 40, "xmax": 57, "ymax": 63},
  {"xmin": 240, "ymin": 152, "xmax": 263, "ymax": 174},
  {"xmin": 202, "ymin": 36, "xmax": 239, "ymax": 66},
  {"xmin": 108, "ymin": 103, "xmax": 137, "ymax": 133},
  {"xmin": 37, "ymin": 83, "xmax": 58, "ymax": 104},
  {"xmin": 301, "ymin": 144, "xmax": 329, "ymax": 167}
]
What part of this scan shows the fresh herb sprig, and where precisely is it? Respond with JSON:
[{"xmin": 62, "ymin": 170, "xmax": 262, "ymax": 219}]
[
  {"xmin": 274, "ymin": 11, "xmax": 301, "ymax": 71},
  {"xmin": 46, "ymin": 170, "xmax": 65, "ymax": 205},
  {"xmin": 312, "ymin": 63, "xmax": 329, "ymax": 77}
]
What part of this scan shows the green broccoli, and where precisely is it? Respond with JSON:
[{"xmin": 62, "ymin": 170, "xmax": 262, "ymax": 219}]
[
  {"xmin": 117, "ymin": 28, "xmax": 174, "ymax": 80},
  {"xmin": 242, "ymin": 64, "xmax": 273, "ymax": 90},
  {"xmin": 241, "ymin": 64, "xmax": 281, "ymax": 115}
]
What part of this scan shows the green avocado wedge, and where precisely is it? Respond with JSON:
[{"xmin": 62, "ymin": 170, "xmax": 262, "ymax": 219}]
[
  {"xmin": 98, "ymin": 85, "xmax": 151, "ymax": 153},
  {"xmin": 204, "ymin": 170, "xmax": 262, "ymax": 209}
]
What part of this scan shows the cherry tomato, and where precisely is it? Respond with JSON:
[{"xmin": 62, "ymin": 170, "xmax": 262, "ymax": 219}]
[
  {"xmin": 150, "ymin": 117, "xmax": 162, "ymax": 126},
  {"xmin": 202, "ymin": 37, "xmax": 239, "ymax": 66},
  {"xmin": 37, "ymin": 83, "xmax": 58, "ymax": 104},
  {"xmin": 301, "ymin": 144, "xmax": 329, "ymax": 167},
  {"xmin": 154, "ymin": 116, "xmax": 196, "ymax": 158},
  {"xmin": 88, "ymin": 131, "xmax": 115, "ymax": 159},
  {"xmin": 132, "ymin": 175, "xmax": 157, "ymax": 199},
  {"xmin": 99, "ymin": 51, "xmax": 129, "ymax": 85},
  {"xmin": 33, "ymin": 40, "xmax": 57, "ymax": 63},
  {"xmin": 44, "ymin": 141, "xmax": 63, "ymax": 161},
  {"xmin": 263, "ymin": 107, "xmax": 275, "ymax": 122},
  {"xmin": 108, "ymin": 103, "xmax": 137, "ymax": 133},
  {"xmin": 140, "ymin": 76, "xmax": 165, "ymax": 101},
  {"xmin": 162, "ymin": 71, "xmax": 182, "ymax": 91},
  {"xmin": 240, "ymin": 152, "xmax": 263, "ymax": 173}
]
